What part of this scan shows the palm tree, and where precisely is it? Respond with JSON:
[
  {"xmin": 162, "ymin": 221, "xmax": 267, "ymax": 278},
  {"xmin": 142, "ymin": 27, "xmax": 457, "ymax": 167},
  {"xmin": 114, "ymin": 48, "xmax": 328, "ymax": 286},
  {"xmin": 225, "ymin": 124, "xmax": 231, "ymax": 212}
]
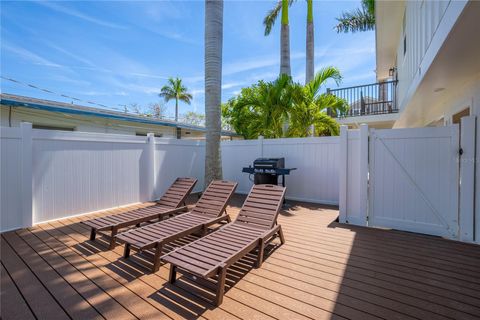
[
  {"xmin": 204, "ymin": 0, "xmax": 224, "ymax": 186},
  {"xmin": 222, "ymin": 69, "xmax": 348, "ymax": 139},
  {"xmin": 305, "ymin": 0, "xmax": 314, "ymax": 84},
  {"xmin": 288, "ymin": 67, "xmax": 348, "ymax": 137},
  {"xmin": 335, "ymin": 0, "xmax": 375, "ymax": 33},
  {"xmin": 159, "ymin": 77, "xmax": 192, "ymax": 122},
  {"xmin": 264, "ymin": 0, "xmax": 292, "ymax": 76}
]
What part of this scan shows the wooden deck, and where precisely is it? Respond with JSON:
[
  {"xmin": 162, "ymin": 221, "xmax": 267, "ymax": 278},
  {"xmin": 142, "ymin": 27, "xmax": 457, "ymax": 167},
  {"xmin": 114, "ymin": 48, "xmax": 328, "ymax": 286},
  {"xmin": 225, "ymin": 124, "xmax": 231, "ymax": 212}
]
[{"xmin": 2, "ymin": 194, "xmax": 480, "ymax": 320}]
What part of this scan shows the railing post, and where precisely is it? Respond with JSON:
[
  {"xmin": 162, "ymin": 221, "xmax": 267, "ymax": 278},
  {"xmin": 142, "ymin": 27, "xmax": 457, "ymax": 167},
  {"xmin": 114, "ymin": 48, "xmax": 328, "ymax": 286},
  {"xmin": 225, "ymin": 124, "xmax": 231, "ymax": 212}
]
[{"xmin": 20, "ymin": 122, "xmax": 33, "ymax": 228}]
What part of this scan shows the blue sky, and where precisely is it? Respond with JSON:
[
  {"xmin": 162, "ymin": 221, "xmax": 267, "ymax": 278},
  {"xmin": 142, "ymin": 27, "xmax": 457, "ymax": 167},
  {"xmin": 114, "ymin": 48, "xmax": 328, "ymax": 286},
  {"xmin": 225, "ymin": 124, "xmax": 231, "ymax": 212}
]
[{"xmin": 1, "ymin": 1, "xmax": 375, "ymax": 120}]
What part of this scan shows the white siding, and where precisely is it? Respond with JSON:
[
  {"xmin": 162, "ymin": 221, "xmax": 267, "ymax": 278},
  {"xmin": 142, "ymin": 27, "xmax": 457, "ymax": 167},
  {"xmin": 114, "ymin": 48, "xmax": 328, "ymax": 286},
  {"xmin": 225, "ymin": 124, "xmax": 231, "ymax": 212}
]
[{"xmin": 397, "ymin": 1, "xmax": 452, "ymax": 109}]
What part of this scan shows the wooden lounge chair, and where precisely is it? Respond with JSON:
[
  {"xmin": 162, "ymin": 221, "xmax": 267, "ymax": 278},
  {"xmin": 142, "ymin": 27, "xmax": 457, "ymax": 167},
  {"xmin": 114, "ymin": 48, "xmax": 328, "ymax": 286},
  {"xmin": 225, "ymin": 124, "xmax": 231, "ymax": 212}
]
[
  {"xmin": 115, "ymin": 180, "xmax": 238, "ymax": 272},
  {"xmin": 82, "ymin": 177, "xmax": 197, "ymax": 249},
  {"xmin": 161, "ymin": 184, "xmax": 286, "ymax": 306}
]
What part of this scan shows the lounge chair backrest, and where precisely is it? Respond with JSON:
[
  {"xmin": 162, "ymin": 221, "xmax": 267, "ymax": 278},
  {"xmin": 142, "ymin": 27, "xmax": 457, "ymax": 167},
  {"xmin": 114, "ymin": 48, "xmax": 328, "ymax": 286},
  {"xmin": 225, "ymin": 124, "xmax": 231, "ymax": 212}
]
[
  {"xmin": 157, "ymin": 177, "xmax": 198, "ymax": 208},
  {"xmin": 234, "ymin": 184, "xmax": 286, "ymax": 230},
  {"xmin": 190, "ymin": 180, "xmax": 238, "ymax": 217}
]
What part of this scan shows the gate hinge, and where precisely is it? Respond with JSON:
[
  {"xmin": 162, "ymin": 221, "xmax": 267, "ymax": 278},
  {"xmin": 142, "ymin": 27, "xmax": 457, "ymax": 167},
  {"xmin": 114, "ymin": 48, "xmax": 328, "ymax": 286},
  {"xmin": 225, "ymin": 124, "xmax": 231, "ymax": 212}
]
[{"xmin": 459, "ymin": 148, "xmax": 464, "ymax": 156}]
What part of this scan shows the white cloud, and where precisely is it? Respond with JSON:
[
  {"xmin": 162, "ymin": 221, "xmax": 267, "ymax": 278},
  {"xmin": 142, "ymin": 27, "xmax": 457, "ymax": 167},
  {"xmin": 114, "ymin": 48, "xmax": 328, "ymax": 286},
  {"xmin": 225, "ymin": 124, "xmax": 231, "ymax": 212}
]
[
  {"xmin": 3, "ymin": 43, "xmax": 63, "ymax": 68},
  {"xmin": 37, "ymin": 2, "xmax": 128, "ymax": 30}
]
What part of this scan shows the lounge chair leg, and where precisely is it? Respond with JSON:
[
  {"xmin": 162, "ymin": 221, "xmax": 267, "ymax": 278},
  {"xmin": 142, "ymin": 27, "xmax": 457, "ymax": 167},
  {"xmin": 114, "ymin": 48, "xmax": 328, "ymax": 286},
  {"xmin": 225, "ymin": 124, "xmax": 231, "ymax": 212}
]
[
  {"xmin": 215, "ymin": 267, "xmax": 227, "ymax": 306},
  {"xmin": 152, "ymin": 243, "xmax": 163, "ymax": 272},
  {"xmin": 169, "ymin": 265, "xmax": 177, "ymax": 284},
  {"xmin": 109, "ymin": 227, "xmax": 118, "ymax": 250},
  {"xmin": 226, "ymin": 215, "xmax": 231, "ymax": 223},
  {"xmin": 135, "ymin": 223, "xmax": 141, "ymax": 227},
  {"xmin": 124, "ymin": 244, "xmax": 131, "ymax": 258},
  {"xmin": 278, "ymin": 226, "xmax": 285, "ymax": 244},
  {"xmin": 257, "ymin": 238, "xmax": 265, "ymax": 268},
  {"xmin": 90, "ymin": 228, "xmax": 96, "ymax": 241}
]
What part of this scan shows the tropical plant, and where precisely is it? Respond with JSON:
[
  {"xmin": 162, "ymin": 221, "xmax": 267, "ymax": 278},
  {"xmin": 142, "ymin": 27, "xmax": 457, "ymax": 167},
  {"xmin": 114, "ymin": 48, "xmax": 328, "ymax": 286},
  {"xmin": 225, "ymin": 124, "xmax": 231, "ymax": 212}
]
[
  {"xmin": 288, "ymin": 67, "xmax": 348, "ymax": 137},
  {"xmin": 159, "ymin": 77, "xmax": 193, "ymax": 122},
  {"xmin": 222, "ymin": 68, "xmax": 348, "ymax": 139},
  {"xmin": 264, "ymin": 0, "xmax": 292, "ymax": 76},
  {"xmin": 204, "ymin": 0, "xmax": 224, "ymax": 186},
  {"xmin": 335, "ymin": 0, "xmax": 375, "ymax": 33}
]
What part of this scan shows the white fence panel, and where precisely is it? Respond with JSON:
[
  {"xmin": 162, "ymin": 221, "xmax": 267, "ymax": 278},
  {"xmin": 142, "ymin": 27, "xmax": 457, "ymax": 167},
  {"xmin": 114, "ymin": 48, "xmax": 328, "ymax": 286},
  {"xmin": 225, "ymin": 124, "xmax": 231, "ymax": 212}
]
[
  {"xmin": 262, "ymin": 138, "xmax": 340, "ymax": 204},
  {"xmin": 221, "ymin": 140, "xmax": 261, "ymax": 194},
  {"xmin": 1, "ymin": 127, "xmax": 23, "ymax": 231},
  {"xmin": 154, "ymin": 139, "xmax": 205, "ymax": 197},
  {"xmin": 339, "ymin": 125, "xmax": 368, "ymax": 225},
  {"xmin": 369, "ymin": 126, "xmax": 459, "ymax": 238},
  {"xmin": 32, "ymin": 130, "xmax": 150, "ymax": 223}
]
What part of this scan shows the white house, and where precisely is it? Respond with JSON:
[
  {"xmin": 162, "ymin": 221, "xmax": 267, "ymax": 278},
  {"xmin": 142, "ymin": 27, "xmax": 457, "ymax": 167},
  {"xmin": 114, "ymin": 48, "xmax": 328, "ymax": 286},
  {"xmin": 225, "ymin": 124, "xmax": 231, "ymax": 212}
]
[
  {"xmin": 335, "ymin": 0, "xmax": 480, "ymax": 129},
  {"xmin": 0, "ymin": 93, "xmax": 239, "ymax": 140}
]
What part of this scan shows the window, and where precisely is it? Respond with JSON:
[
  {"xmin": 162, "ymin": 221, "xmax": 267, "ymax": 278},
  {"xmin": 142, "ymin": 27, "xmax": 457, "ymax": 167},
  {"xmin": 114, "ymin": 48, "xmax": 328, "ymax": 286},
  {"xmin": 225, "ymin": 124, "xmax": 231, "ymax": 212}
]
[
  {"xmin": 135, "ymin": 132, "xmax": 163, "ymax": 137},
  {"xmin": 32, "ymin": 124, "xmax": 74, "ymax": 131}
]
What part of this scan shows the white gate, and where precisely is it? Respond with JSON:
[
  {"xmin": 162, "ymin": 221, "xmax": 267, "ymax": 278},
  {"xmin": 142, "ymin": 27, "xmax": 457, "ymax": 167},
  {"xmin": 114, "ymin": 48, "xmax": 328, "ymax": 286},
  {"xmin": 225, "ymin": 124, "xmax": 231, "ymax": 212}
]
[{"xmin": 369, "ymin": 126, "xmax": 459, "ymax": 238}]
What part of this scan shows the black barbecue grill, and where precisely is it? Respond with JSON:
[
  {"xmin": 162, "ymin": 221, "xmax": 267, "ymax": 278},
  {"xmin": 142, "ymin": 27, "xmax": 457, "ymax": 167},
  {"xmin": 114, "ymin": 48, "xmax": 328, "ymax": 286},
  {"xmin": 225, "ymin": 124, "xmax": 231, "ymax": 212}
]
[{"xmin": 242, "ymin": 157, "xmax": 296, "ymax": 187}]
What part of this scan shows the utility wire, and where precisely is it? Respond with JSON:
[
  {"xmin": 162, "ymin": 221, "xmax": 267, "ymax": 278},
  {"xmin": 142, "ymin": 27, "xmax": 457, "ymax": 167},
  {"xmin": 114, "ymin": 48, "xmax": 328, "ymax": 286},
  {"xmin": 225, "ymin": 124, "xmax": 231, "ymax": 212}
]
[{"xmin": 0, "ymin": 75, "xmax": 199, "ymax": 124}]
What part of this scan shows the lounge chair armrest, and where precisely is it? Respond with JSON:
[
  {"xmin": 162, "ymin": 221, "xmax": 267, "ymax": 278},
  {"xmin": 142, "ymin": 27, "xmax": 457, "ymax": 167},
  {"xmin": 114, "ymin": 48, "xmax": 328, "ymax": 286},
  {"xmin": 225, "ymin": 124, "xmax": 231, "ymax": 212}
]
[
  {"xmin": 169, "ymin": 206, "xmax": 189, "ymax": 214},
  {"xmin": 261, "ymin": 225, "xmax": 281, "ymax": 241}
]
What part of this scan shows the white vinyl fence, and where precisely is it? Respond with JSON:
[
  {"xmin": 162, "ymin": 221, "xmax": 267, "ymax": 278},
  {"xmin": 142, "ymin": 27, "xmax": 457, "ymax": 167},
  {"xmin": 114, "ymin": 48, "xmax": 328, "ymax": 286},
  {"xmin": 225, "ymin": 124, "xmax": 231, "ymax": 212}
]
[
  {"xmin": 1, "ymin": 124, "xmax": 341, "ymax": 232},
  {"xmin": 340, "ymin": 118, "xmax": 478, "ymax": 243},
  {"xmin": 222, "ymin": 137, "xmax": 340, "ymax": 204}
]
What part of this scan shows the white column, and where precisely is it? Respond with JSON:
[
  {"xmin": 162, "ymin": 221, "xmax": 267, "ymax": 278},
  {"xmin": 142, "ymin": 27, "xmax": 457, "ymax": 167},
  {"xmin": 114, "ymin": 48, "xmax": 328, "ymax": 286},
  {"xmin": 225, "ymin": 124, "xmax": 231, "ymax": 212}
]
[
  {"xmin": 359, "ymin": 124, "xmax": 369, "ymax": 226},
  {"xmin": 20, "ymin": 122, "xmax": 33, "ymax": 228},
  {"xmin": 339, "ymin": 125, "xmax": 348, "ymax": 223}
]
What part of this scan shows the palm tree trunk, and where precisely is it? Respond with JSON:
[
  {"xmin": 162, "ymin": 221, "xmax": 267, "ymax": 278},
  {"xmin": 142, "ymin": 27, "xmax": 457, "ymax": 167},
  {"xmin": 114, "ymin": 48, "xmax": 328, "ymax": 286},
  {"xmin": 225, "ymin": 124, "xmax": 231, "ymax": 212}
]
[
  {"xmin": 279, "ymin": 0, "xmax": 291, "ymax": 76},
  {"xmin": 175, "ymin": 98, "xmax": 179, "ymax": 122},
  {"xmin": 204, "ymin": 0, "xmax": 224, "ymax": 187},
  {"xmin": 305, "ymin": 0, "xmax": 314, "ymax": 84},
  {"xmin": 306, "ymin": 0, "xmax": 315, "ymax": 136}
]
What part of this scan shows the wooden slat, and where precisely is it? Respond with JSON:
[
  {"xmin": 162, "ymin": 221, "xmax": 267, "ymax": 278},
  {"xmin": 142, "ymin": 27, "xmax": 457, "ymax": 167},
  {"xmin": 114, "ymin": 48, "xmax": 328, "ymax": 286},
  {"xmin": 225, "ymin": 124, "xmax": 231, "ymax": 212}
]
[{"xmin": 0, "ymin": 262, "xmax": 36, "ymax": 320}]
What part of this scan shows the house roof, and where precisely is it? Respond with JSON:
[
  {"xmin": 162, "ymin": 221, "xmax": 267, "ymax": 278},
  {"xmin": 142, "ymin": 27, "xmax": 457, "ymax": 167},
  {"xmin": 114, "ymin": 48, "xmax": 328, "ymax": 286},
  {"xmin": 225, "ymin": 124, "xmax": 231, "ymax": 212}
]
[{"xmin": 0, "ymin": 93, "xmax": 238, "ymax": 136}]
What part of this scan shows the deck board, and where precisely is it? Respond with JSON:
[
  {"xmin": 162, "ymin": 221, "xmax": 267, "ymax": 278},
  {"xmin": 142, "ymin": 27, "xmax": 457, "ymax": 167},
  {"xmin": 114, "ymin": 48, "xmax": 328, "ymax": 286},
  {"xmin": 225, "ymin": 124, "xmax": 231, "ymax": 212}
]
[{"xmin": 2, "ymin": 194, "xmax": 480, "ymax": 320}]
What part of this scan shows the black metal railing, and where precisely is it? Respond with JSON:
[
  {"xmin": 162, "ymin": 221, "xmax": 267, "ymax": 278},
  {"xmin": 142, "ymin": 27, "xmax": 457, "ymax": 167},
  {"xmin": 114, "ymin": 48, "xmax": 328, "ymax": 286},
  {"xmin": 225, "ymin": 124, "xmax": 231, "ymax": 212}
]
[{"xmin": 327, "ymin": 80, "xmax": 398, "ymax": 117}]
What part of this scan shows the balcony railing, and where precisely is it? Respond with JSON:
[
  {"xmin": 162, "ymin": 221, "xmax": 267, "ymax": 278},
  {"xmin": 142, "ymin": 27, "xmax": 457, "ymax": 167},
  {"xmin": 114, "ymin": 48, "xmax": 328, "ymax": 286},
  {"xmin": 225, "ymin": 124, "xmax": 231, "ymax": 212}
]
[{"xmin": 327, "ymin": 80, "xmax": 398, "ymax": 117}]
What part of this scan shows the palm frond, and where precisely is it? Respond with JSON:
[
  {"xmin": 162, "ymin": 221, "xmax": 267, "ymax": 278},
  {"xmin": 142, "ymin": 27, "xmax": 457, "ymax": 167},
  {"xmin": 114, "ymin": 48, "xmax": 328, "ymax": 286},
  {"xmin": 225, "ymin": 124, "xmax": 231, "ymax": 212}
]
[
  {"xmin": 263, "ymin": 0, "xmax": 295, "ymax": 36},
  {"xmin": 335, "ymin": 4, "xmax": 375, "ymax": 33},
  {"xmin": 306, "ymin": 67, "xmax": 342, "ymax": 97}
]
